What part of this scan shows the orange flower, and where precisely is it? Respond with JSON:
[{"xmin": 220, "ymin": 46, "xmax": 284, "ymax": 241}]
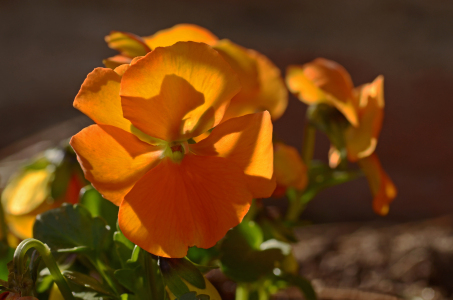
[
  {"xmin": 104, "ymin": 24, "xmax": 287, "ymax": 122},
  {"xmin": 70, "ymin": 42, "xmax": 275, "ymax": 258},
  {"xmin": 272, "ymin": 142, "xmax": 307, "ymax": 198},
  {"xmin": 286, "ymin": 58, "xmax": 396, "ymax": 215}
]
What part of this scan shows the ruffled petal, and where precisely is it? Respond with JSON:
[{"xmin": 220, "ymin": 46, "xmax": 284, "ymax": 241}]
[
  {"xmin": 286, "ymin": 58, "xmax": 358, "ymax": 126},
  {"xmin": 213, "ymin": 40, "xmax": 261, "ymax": 120},
  {"xmin": 105, "ymin": 31, "xmax": 151, "ymax": 58},
  {"xmin": 120, "ymin": 42, "xmax": 241, "ymax": 142},
  {"xmin": 119, "ymin": 155, "xmax": 252, "ymax": 258},
  {"xmin": 358, "ymin": 154, "xmax": 397, "ymax": 216},
  {"xmin": 273, "ymin": 142, "xmax": 307, "ymax": 191},
  {"xmin": 143, "ymin": 24, "xmax": 218, "ymax": 49},
  {"xmin": 70, "ymin": 124, "xmax": 163, "ymax": 205},
  {"xmin": 103, "ymin": 55, "xmax": 132, "ymax": 69},
  {"xmin": 346, "ymin": 76, "xmax": 384, "ymax": 161},
  {"xmin": 190, "ymin": 111, "xmax": 275, "ymax": 198},
  {"xmin": 249, "ymin": 49, "xmax": 288, "ymax": 121}
]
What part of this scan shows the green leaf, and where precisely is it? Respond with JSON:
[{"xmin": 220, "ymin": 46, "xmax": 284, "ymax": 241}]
[
  {"xmin": 302, "ymin": 161, "xmax": 362, "ymax": 202},
  {"xmin": 161, "ymin": 258, "xmax": 205, "ymax": 289},
  {"xmin": 33, "ymin": 204, "xmax": 110, "ymax": 254},
  {"xmin": 50, "ymin": 156, "xmax": 73, "ymax": 200},
  {"xmin": 72, "ymin": 291, "xmax": 104, "ymax": 300},
  {"xmin": 0, "ymin": 247, "xmax": 13, "ymax": 281},
  {"xmin": 79, "ymin": 186, "xmax": 119, "ymax": 230},
  {"xmin": 63, "ymin": 270, "xmax": 117, "ymax": 297},
  {"xmin": 115, "ymin": 268, "xmax": 144, "ymax": 294},
  {"xmin": 114, "ymin": 231, "xmax": 135, "ymax": 269},
  {"xmin": 282, "ymin": 274, "xmax": 317, "ymax": 300},
  {"xmin": 159, "ymin": 258, "xmax": 190, "ymax": 298},
  {"xmin": 187, "ymin": 246, "xmax": 219, "ymax": 267},
  {"xmin": 220, "ymin": 221, "xmax": 285, "ymax": 282},
  {"xmin": 179, "ymin": 292, "xmax": 198, "ymax": 300},
  {"xmin": 36, "ymin": 275, "xmax": 54, "ymax": 293}
]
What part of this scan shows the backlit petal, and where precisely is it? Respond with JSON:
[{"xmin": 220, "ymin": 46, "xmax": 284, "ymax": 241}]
[
  {"xmin": 213, "ymin": 40, "xmax": 260, "ymax": 120},
  {"xmin": 70, "ymin": 124, "xmax": 163, "ymax": 205},
  {"xmin": 273, "ymin": 142, "xmax": 307, "ymax": 191},
  {"xmin": 119, "ymin": 155, "xmax": 252, "ymax": 258},
  {"xmin": 103, "ymin": 55, "xmax": 132, "ymax": 69},
  {"xmin": 73, "ymin": 67, "xmax": 159, "ymax": 145},
  {"xmin": 358, "ymin": 154, "xmax": 397, "ymax": 216},
  {"xmin": 346, "ymin": 76, "xmax": 384, "ymax": 161},
  {"xmin": 120, "ymin": 42, "xmax": 241, "ymax": 142},
  {"xmin": 190, "ymin": 111, "xmax": 275, "ymax": 198},
  {"xmin": 143, "ymin": 24, "xmax": 218, "ymax": 49},
  {"xmin": 286, "ymin": 59, "xmax": 358, "ymax": 126},
  {"xmin": 105, "ymin": 31, "xmax": 151, "ymax": 58}
]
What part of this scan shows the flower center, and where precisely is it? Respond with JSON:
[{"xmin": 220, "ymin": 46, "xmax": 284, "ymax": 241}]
[{"xmin": 165, "ymin": 141, "xmax": 189, "ymax": 163}]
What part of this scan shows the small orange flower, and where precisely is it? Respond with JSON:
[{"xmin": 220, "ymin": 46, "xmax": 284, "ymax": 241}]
[
  {"xmin": 70, "ymin": 42, "xmax": 275, "ymax": 258},
  {"xmin": 286, "ymin": 58, "xmax": 396, "ymax": 215},
  {"xmin": 104, "ymin": 24, "xmax": 288, "ymax": 122},
  {"xmin": 272, "ymin": 142, "xmax": 308, "ymax": 198}
]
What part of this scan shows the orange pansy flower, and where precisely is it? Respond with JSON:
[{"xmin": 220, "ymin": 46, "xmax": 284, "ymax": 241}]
[
  {"xmin": 104, "ymin": 24, "xmax": 287, "ymax": 122},
  {"xmin": 70, "ymin": 42, "xmax": 275, "ymax": 258},
  {"xmin": 272, "ymin": 142, "xmax": 308, "ymax": 198},
  {"xmin": 286, "ymin": 58, "xmax": 396, "ymax": 215}
]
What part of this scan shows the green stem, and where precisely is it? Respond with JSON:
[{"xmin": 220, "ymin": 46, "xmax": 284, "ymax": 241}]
[
  {"xmin": 13, "ymin": 238, "xmax": 75, "ymax": 300},
  {"xmin": 235, "ymin": 283, "xmax": 250, "ymax": 300},
  {"xmin": 301, "ymin": 123, "xmax": 316, "ymax": 168},
  {"xmin": 90, "ymin": 257, "xmax": 119, "ymax": 296}
]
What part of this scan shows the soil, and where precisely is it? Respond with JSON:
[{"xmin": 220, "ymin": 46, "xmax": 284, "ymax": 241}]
[{"xmin": 209, "ymin": 216, "xmax": 453, "ymax": 300}]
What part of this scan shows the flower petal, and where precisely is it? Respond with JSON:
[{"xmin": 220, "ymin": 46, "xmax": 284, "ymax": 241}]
[
  {"xmin": 103, "ymin": 55, "xmax": 132, "ymax": 69},
  {"xmin": 190, "ymin": 111, "xmax": 275, "ymax": 198},
  {"xmin": 249, "ymin": 49, "xmax": 288, "ymax": 120},
  {"xmin": 286, "ymin": 58, "xmax": 358, "ymax": 126},
  {"xmin": 273, "ymin": 142, "xmax": 307, "ymax": 191},
  {"xmin": 119, "ymin": 155, "xmax": 253, "ymax": 258},
  {"xmin": 120, "ymin": 41, "xmax": 241, "ymax": 142},
  {"xmin": 346, "ymin": 76, "xmax": 384, "ymax": 161},
  {"xmin": 74, "ymin": 67, "xmax": 159, "ymax": 145},
  {"xmin": 213, "ymin": 40, "xmax": 261, "ymax": 120},
  {"xmin": 358, "ymin": 153, "xmax": 397, "ymax": 216},
  {"xmin": 143, "ymin": 24, "xmax": 218, "ymax": 49},
  {"xmin": 70, "ymin": 124, "xmax": 163, "ymax": 205},
  {"xmin": 105, "ymin": 31, "xmax": 151, "ymax": 58}
]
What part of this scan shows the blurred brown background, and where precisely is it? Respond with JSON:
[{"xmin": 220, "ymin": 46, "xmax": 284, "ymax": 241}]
[{"xmin": 0, "ymin": 0, "xmax": 452, "ymax": 223}]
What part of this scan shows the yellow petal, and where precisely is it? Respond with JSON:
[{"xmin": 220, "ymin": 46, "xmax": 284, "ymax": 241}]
[
  {"xmin": 120, "ymin": 41, "xmax": 241, "ymax": 142},
  {"xmin": 143, "ymin": 24, "xmax": 218, "ymax": 49}
]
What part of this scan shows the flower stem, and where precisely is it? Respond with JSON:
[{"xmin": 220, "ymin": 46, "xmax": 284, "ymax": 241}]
[{"xmin": 13, "ymin": 238, "xmax": 75, "ymax": 300}]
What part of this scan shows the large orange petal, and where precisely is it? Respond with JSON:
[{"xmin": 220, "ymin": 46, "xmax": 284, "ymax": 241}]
[
  {"xmin": 358, "ymin": 154, "xmax": 397, "ymax": 216},
  {"xmin": 346, "ymin": 76, "xmax": 384, "ymax": 161},
  {"xmin": 213, "ymin": 40, "xmax": 260, "ymax": 120},
  {"xmin": 70, "ymin": 125, "xmax": 163, "ymax": 206},
  {"xmin": 74, "ymin": 67, "xmax": 162, "ymax": 145},
  {"xmin": 119, "ymin": 155, "xmax": 252, "ymax": 258},
  {"xmin": 190, "ymin": 111, "xmax": 275, "ymax": 198},
  {"xmin": 143, "ymin": 24, "xmax": 218, "ymax": 49},
  {"xmin": 120, "ymin": 42, "xmax": 241, "ymax": 142},
  {"xmin": 273, "ymin": 142, "xmax": 307, "ymax": 191},
  {"xmin": 286, "ymin": 59, "xmax": 358, "ymax": 126},
  {"xmin": 249, "ymin": 49, "xmax": 288, "ymax": 121},
  {"xmin": 105, "ymin": 31, "xmax": 151, "ymax": 58}
]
